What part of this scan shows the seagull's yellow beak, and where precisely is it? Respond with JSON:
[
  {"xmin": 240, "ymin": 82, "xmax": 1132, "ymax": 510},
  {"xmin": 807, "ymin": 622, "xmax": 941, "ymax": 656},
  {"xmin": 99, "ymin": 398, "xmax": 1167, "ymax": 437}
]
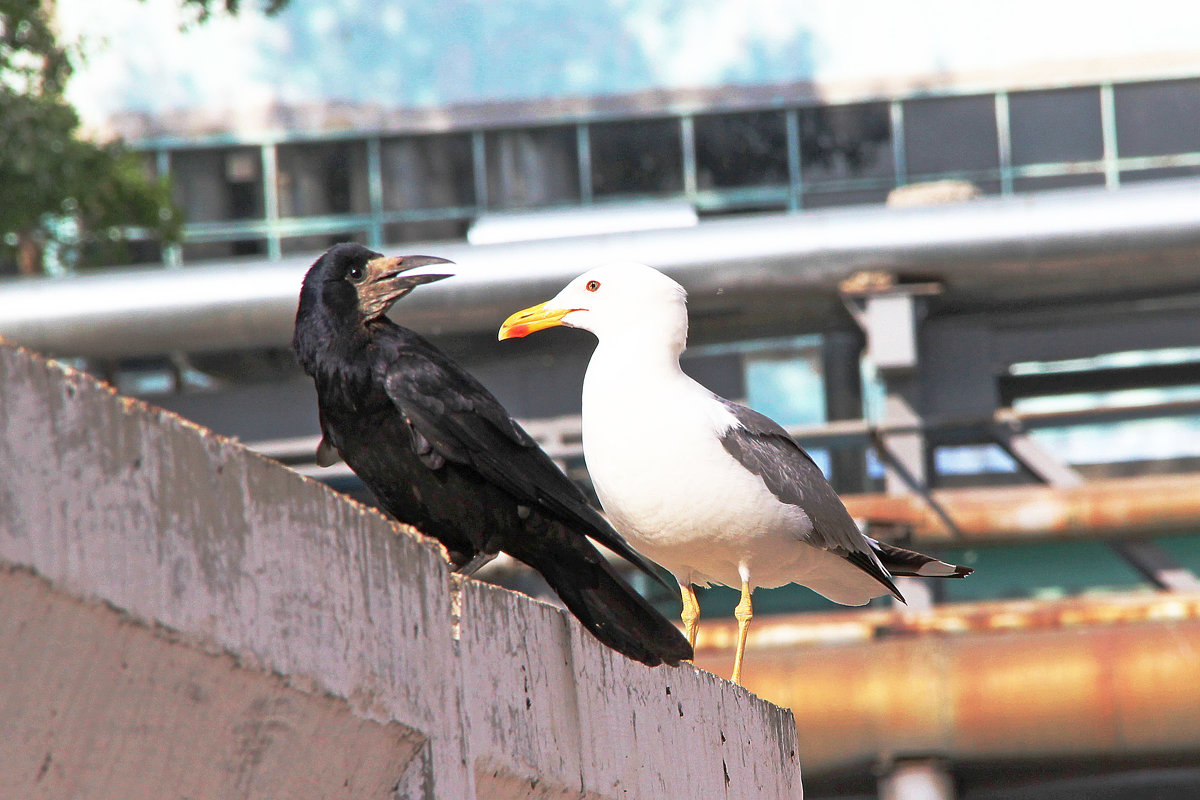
[{"xmin": 498, "ymin": 301, "xmax": 576, "ymax": 340}]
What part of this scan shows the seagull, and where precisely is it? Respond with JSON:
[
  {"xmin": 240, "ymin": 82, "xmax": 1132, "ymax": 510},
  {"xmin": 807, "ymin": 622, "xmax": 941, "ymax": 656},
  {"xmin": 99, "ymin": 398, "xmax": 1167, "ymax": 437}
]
[
  {"xmin": 499, "ymin": 261, "xmax": 971, "ymax": 683},
  {"xmin": 293, "ymin": 244, "xmax": 692, "ymax": 667}
]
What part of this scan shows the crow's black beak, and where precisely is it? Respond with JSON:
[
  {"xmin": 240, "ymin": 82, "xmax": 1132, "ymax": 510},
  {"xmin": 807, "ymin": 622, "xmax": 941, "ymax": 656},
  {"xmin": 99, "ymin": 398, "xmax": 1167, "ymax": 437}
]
[{"xmin": 358, "ymin": 254, "xmax": 454, "ymax": 321}]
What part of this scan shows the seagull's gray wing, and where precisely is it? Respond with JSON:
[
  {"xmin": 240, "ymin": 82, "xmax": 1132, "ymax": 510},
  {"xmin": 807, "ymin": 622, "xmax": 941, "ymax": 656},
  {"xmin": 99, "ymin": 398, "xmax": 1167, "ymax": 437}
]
[{"xmin": 716, "ymin": 398, "xmax": 902, "ymax": 600}]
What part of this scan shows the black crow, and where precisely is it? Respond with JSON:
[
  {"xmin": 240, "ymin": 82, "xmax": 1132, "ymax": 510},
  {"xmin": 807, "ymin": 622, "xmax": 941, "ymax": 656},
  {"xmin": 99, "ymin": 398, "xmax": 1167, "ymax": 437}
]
[{"xmin": 292, "ymin": 243, "xmax": 692, "ymax": 667}]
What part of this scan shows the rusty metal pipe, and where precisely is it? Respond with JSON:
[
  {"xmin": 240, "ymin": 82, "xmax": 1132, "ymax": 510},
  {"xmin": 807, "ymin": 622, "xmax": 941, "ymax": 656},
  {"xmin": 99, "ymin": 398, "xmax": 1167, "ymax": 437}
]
[
  {"xmin": 693, "ymin": 595, "xmax": 1200, "ymax": 778},
  {"xmin": 842, "ymin": 472, "xmax": 1200, "ymax": 543}
]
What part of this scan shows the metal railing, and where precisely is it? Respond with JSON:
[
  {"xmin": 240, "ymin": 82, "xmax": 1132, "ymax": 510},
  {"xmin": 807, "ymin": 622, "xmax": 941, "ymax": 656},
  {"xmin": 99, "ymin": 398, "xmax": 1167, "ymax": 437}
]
[{"xmin": 249, "ymin": 394, "xmax": 1200, "ymax": 540}]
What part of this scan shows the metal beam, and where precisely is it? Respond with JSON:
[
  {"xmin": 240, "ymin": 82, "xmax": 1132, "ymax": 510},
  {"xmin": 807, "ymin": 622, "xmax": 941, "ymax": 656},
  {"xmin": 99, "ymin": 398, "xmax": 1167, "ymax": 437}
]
[
  {"xmin": 260, "ymin": 430, "xmax": 1200, "ymax": 545},
  {"xmin": 989, "ymin": 409, "xmax": 1085, "ymax": 487}
]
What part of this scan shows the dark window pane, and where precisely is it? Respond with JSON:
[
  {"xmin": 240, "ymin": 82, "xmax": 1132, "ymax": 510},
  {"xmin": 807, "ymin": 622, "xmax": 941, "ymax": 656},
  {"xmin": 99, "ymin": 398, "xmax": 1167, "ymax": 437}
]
[
  {"xmin": 694, "ymin": 111, "xmax": 788, "ymax": 189},
  {"xmin": 277, "ymin": 141, "xmax": 369, "ymax": 217},
  {"xmin": 182, "ymin": 239, "xmax": 266, "ymax": 262},
  {"xmin": 904, "ymin": 95, "xmax": 999, "ymax": 175},
  {"xmin": 1009, "ymin": 87, "xmax": 1103, "ymax": 165},
  {"xmin": 698, "ymin": 201, "xmax": 787, "ymax": 219},
  {"xmin": 1012, "ymin": 174, "xmax": 1105, "ymax": 193},
  {"xmin": 384, "ymin": 218, "xmax": 470, "ymax": 243},
  {"xmin": 1121, "ymin": 165, "xmax": 1200, "ymax": 183},
  {"xmin": 170, "ymin": 147, "xmax": 264, "ymax": 222},
  {"xmin": 590, "ymin": 118, "xmax": 683, "ymax": 196},
  {"xmin": 798, "ymin": 102, "xmax": 892, "ymax": 184},
  {"xmin": 1115, "ymin": 79, "xmax": 1200, "ymax": 157},
  {"xmin": 280, "ymin": 230, "xmax": 368, "ymax": 256},
  {"xmin": 382, "ymin": 134, "xmax": 475, "ymax": 211},
  {"xmin": 485, "ymin": 126, "xmax": 579, "ymax": 208},
  {"xmin": 968, "ymin": 178, "xmax": 1002, "ymax": 196},
  {"xmin": 802, "ymin": 187, "xmax": 890, "ymax": 209}
]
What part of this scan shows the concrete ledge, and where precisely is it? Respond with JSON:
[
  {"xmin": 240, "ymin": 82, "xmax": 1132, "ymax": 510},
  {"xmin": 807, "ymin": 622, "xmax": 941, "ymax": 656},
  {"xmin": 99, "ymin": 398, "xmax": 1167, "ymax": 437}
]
[
  {"xmin": 0, "ymin": 566, "xmax": 424, "ymax": 798},
  {"xmin": 0, "ymin": 343, "xmax": 802, "ymax": 799}
]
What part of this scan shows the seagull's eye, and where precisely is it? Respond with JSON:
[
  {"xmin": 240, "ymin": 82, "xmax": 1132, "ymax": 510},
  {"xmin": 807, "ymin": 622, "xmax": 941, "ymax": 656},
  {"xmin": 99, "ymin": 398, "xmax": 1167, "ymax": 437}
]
[
  {"xmin": 585, "ymin": 280, "xmax": 601, "ymax": 292},
  {"xmin": 347, "ymin": 265, "xmax": 365, "ymax": 282}
]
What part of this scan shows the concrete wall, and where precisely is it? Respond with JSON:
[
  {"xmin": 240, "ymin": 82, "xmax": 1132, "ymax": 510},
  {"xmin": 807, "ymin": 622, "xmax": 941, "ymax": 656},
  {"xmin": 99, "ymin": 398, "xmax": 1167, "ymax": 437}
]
[{"xmin": 0, "ymin": 342, "xmax": 802, "ymax": 799}]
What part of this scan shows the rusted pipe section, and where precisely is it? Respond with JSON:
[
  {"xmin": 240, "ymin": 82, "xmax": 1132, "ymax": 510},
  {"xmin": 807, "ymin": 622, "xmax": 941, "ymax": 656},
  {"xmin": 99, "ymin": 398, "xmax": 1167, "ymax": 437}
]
[
  {"xmin": 842, "ymin": 472, "xmax": 1200, "ymax": 543},
  {"xmin": 693, "ymin": 593, "xmax": 1200, "ymax": 777}
]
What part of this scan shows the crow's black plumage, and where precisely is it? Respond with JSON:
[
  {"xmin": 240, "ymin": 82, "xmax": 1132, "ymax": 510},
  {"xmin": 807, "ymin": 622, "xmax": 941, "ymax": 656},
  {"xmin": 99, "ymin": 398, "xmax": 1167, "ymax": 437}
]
[{"xmin": 292, "ymin": 243, "xmax": 692, "ymax": 666}]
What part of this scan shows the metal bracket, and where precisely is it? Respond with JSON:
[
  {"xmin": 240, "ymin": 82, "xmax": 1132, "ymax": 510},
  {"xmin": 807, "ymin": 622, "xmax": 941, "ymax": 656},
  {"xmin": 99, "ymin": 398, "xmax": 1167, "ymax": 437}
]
[
  {"xmin": 991, "ymin": 409, "xmax": 1085, "ymax": 487},
  {"xmin": 1111, "ymin": 540, "xmax": 1200, "ymax": 592},
  {"xmin": 991, "ymin": 411, "xmax": 1200, "ymax": 592},
  {"xmin": 868, "ymin": 429, "xmax": 964, "ymax": 540}
]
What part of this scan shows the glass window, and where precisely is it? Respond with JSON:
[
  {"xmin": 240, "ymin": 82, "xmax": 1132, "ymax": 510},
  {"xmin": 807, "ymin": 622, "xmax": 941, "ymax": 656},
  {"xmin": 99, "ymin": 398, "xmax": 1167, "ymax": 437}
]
[
  {"xmin": 934, "ymin": 444, "xmax": 1018, "ymax": 479},
  {"xmin": 1012, "ymin": 174, "xmax": 1105, "ymax": 193},
  {"xmin": 280, "ymin": 230, "xmax": 369, "ymax": 257},
  {"xmin": 798, "ymin": 102, "xmax": 893, "ymax": 184},
  {"xmin": 680, "ymin": 352, "xmax": 745, "ymax": 403},
  {"xmin": 693, "ymin": 110, "xmax": 788, "ymax": 189},
  {"xmin": 590, "ymin": 118, "xmax": 683, "ymax": 197},
  {"xmin": 181, "ymin": 239, "xmax": 267, "ymax": 262},
  {"xmin": 802, "ymin": 187, "xmax": 891, "ymax": 209},
  {"xmin": 1009, "ymin": 87, "xmax": 1103, "ymax": 165},
  {"xmin": 381, "ymin": 134, "xmax": 475, "ymax": 211},
  {"xmin": 485, "ymin": 126, "xmax": 579, "ymax": 208},
  {"xmin": 903, "ymin": 94, "xmax": 999, "ymax": 175},
  {"xmin": 1121, "ymin": 165, "xmax": 1200, "ymax": 184},
  {"xmin": 384, "ymin": 218, "xmax": 471, "ymax": 244},
  {"xmin": 170, "ymin": 147, "xmax": 264, "ymax": 222},
  {"xmin": 744, "ymin": 338, "xmax": 832, "ymax": 478},
  {"xmin": 745, "ymin": 352, "xmax": 826, "ymax": 427},
  {"xmin": 1114, "ymin": 79, "xmax": 1200, "ymax": 157},
  {"xmin": 276, "ymin": 141, "xmax": 369, "ymax": 217},
  {"xmin": 1006, "ymin": 347, "xmax": 1200, "ymax": 471}
]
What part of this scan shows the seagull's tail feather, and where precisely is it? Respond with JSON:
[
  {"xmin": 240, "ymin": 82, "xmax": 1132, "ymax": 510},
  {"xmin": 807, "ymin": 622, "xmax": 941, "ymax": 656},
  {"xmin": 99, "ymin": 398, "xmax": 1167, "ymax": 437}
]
[
  {"xmin": 509, "ymin": 520, "xmax": 693, "ymax": 667},
  {"xmin": 874, "ymin": 540, "xmax": 974, "ymax": 578}
]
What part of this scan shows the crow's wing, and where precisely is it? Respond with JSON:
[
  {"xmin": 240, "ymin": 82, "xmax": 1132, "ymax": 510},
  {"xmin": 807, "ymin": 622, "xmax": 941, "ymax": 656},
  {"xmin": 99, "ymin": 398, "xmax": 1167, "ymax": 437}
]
[{"xmin": 380, "ymin": 343, "xmax": 667, "ymax": 585}]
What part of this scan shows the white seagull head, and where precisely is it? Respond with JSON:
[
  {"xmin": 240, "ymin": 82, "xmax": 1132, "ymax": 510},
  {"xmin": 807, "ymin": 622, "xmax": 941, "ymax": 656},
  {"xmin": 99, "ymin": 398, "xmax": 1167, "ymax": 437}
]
[{"xmin": 499, "ymin": 262, "xmax": 689, "ymax": 353}]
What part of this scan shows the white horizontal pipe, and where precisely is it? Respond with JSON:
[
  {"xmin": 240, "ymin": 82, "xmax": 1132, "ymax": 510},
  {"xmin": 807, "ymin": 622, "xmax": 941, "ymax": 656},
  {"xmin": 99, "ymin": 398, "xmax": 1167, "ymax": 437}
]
[{"xmin": 3, "ymin": 179, "xmax": 1200, "ymax": 359}]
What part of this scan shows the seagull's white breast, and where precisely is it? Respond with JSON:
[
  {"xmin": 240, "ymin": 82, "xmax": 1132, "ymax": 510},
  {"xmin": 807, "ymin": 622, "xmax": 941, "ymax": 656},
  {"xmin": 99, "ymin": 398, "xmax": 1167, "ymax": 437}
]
[{"xmin": 582, "ymin": 359, "xmax": 816, "ymax": 589}]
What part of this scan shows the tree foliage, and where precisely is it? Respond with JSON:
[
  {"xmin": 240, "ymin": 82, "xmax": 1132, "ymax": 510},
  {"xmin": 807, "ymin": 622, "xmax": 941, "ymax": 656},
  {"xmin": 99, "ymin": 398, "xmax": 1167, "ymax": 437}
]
[
  {"xmin": 0, "ymin": 0, "xmax": 288, "ymax": 275},
  {"xmin": 179, "ymin": 0, "xmax": 289, "ymax": 23}
]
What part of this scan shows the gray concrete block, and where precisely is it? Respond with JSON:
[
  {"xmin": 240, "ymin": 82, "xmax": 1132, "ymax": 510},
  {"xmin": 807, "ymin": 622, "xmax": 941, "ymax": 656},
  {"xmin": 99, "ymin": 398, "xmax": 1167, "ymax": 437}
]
[{"xmin": 0, "ymin": 343, "xmax": 803, "ymax": 798}]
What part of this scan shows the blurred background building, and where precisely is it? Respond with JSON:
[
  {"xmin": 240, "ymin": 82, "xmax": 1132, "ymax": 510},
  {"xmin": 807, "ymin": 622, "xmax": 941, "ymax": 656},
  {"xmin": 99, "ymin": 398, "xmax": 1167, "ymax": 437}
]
[{"xmin": 5, "ymin": 1, "xmax": 1200, "ymax": 797}]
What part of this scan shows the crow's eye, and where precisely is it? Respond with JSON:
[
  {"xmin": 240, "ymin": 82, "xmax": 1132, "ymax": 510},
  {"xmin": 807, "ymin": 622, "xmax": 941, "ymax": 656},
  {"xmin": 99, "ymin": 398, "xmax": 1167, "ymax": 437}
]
[
  {"xmin": 585, "ymin": 280, "xmax": 600, "ymax": 292},
  {"xmin": 347, "ymin": 266, "xmax": 365, "ymax": 282}
]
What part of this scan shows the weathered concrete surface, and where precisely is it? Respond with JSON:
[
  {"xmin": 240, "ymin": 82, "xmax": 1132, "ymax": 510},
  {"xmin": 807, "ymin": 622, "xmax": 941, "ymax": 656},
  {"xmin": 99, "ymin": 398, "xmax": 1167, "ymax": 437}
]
[
  {"xmin": 0, "ymin": 566, "xmax": 423, "ymax": 799},
  {"xmin": 0, "ymin": 342, "xmax": 803, "ymax": 799}
]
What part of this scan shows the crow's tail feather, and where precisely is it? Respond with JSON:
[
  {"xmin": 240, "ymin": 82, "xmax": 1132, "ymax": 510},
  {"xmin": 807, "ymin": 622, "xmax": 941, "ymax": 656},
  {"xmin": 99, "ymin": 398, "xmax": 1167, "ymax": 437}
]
[{"xmin": 510, "ymin": 523, "xmax": 692, "ymax": 667}]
